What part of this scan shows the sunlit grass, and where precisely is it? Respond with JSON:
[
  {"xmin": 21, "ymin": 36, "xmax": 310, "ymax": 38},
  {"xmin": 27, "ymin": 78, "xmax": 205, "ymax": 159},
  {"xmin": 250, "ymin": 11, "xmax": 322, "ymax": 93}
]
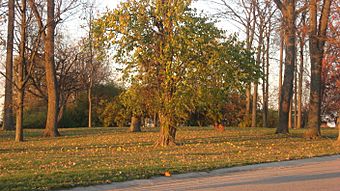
[{"xmin": 0, "ymin": 127, "xmax": 339, "ymax": 191}]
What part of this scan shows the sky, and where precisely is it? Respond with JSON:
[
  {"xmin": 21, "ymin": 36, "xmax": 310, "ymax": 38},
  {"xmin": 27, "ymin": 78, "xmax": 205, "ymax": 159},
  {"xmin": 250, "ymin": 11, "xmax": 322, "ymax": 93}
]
[{"xmin": 64, "ymin": 0, "xmax": 241, "ymax": 40}]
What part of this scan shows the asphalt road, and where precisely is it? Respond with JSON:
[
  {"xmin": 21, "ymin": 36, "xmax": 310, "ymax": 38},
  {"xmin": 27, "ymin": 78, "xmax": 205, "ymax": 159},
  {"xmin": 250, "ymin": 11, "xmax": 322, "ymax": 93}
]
[{"xmin": 65, "ymin": 155, "xmax": 340, "ymax": 191}]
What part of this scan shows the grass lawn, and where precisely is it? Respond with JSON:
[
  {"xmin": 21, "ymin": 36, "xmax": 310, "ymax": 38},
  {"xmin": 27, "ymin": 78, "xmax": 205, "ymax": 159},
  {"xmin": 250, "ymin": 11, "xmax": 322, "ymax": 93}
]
[{"xmin": 0, "ymin": 126, "xmax": 339, "ymax": 191}]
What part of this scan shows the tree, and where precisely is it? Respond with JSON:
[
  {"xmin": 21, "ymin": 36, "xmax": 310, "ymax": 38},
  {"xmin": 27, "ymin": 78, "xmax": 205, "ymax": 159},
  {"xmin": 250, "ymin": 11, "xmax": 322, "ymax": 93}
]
[
  {"xmin": 196, "ymin": 36, "xmax": 259, "ymax": 128},
  {"xmin": 95, "ymin": 0, "xmax": 259, "ymax": 146},
  {"xmin": 81, "ymin": 0, "xmax": 96, "ymax": 128},
  {"xmin": 251, "ymin": 2, "xmax": 266, "ymax": 128},
  {"xmin": 297, "ymin": 11, "xmax": 307, "ymax": 129},
  {"xmin": 41, "ymin": 0, "xmax": 59, "ymax": 137},
  {"xmin": 274, "ymin": 0, "xmax": 296, "ymax": 134},
  {"xmin": 211, "ymin": 0, "xmax": 257, "ymax": 127},
  {"xmin": 15, "ymin": 0, "xmax": 27, "ymax": 141},
  {"xmin": 27, "ymin": 35, "xmax": 108, "ymax": 127},
  {"xmin": 121, "ymin": 86, "xmax": 148, "ymax": 132},
  {"xmin": 28, "ymin": 0, "xmax": 79, "ymax": 136},
  {"xmin": 305, "ymin": 0, "xmax": 332, "ymax": 138},
  {"xmin": 2, "ymin": 0, "xmax": 15, "ymax": 131},
  {"xmin": 321, "ymin": 2, "xmax": 339, "ymax": 137},
  {"xmin": 337, "ymin": 113, "xmax": 340, "ymax": 142}
]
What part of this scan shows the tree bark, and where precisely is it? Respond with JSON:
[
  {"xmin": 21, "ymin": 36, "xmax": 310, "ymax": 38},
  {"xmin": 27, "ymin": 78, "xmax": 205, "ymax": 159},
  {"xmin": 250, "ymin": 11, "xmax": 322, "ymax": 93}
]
[
  {"xmin": 15, "ymin": 0, "xmax": 27, "ymax": 142},
  {"xmin": 57, "ymin": 103, "xmax": 65, "ymax": 126},
  {"xmin": 251, "ymin": 84, "xmax": 258, "ymax": 127},
  {"xmin": 294, "ymin": 59, "xmax": 298, "ymax": 128},
  {"xmin": 88, "ymin": 5, "xmax": 94, "ymax": 128},
  {"xmin": 15, "ymin": 90, "xmax": 24, "ymax": 142},
  {"xmin": 263, "ymin": 26, "xmax": 270, "ymax": 128},
  {"xmin": 245, "ymin": 84, "xmax": 251, "ymax": 126},
  {"xmin": 275, "ymin": 0, "xmax": 296, "ymax": 134},
  {"xmin": 130, "ymin": 116, "xmax": 141, "ymax": 132},
  {"xmin": 157, "ymin": 113, "xmax": 176, "ymax": 146},
  {"xmin": 261, "ymin": 43, "xmax": 267, "ymax": 128},
  {"xmin": 278, "ymin": 37, "xmax": 284, "ymax": 118},
  {"xmin": 152, "ymin": 112, "xmax": 159, "ymax": 128},
  {"xmin": 305, "ymin": 0, "xmax": 332, "ymax": 139},
  {"xmin": 88, "ymin": 84, "xmax": 92, "ymax": 128},
  {"xmin": 43, "ymin": 0, "xmax": 60, "ymax": 137},
  {"xmin": 297, "ymin": 27, "xmax": 304, "ymax": 129},
  {"xmin": 288, "ymin": 97, "xmax": 293, "ymax": 128},
  {"xmin": 337, "ymin": 113, "xmax": 340, "ymax": 142},
  {"xmin": 251, "ymin": 22, "xmax": 264, "ymax": 128},
  {"xmin": 2, "ymin": 0, "xmax": 15, "ymax": 131},
  {"xmin": 244, "ymin": 2, "xmax": 256, "ymax": 127}
]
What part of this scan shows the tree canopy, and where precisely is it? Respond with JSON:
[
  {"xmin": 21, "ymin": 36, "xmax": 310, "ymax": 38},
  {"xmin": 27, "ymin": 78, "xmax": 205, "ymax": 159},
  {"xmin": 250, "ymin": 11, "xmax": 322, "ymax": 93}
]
[{"xmin": 94, "ymin": 0, "xmax": 260, "ymax": 146}]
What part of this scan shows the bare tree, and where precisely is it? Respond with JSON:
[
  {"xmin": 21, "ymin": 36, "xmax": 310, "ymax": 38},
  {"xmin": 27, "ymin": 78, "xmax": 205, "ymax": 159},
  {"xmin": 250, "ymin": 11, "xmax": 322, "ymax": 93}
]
[
  {"xmin": 28, "ymin": 0, "xmax": 79, "ymax": 136},
  {"xmin": 251, "ymin": 1, "xmax": 274, "ymax": 127},
  {"xmin": 262, "ymin": 15, "xmax": 273, "ymax": 127},
  {"xmin": 278, "ymin": 25, "xmax": 284, "ymax": 118},
  {"xmin": 15, "ymin": 0, "xmax": 27, "ymax": 141},
  {"xmin": 83, "ymin": 0, "xmax": 95, "ymax": 128},
  {"xmin": 41, "ymin": 0, "xmax": 59, "ymax": 136},
  {"xmin": 297, "ymin": 11, "xmax": 307, "ymax": 129},
  {"xmin": 2, "ymin": 0, "xmax": 15, "ymax": 131},
  {"xmin": 305, "ymin": 0, "xmax": 332, "ymax": 138},
  {"xmin": 274, "ymin": 0, "xmax": 296, "ymax": 134}
]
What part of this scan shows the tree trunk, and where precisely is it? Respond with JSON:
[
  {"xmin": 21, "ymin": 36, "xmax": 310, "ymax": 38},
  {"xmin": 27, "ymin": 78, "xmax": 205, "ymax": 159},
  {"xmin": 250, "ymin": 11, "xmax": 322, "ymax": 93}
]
[
  {"xmin": 152, "ymin": 112, "xmax": 158, "ymax": 128},
  {"xmin": 44, "ymin": 0, "xmax": 60, "ymax": 137},
  {"xmin": 262, "ymin": 45, "xmax": 267, "ymax": 128},
  {"xmin": 294, "ymin": 61, "xmax": 298, "ymax": 128},
  {"xmin": 57, "ymin": 103, "xmax": 65, "ymax": 127},
  {"xmin": 157, "ymin": 113, "xmax": 176, "ymax": 146},
  {"xmin": 263, "ymin": 28, "xmax": 270, "ymax": 128},
  {"xmin": 337, "ymin": 113, "xmax": 340, "ymax": 142},
  {"xmin": 245, "ymin": 84, "xmax": 251, "ymax": 126},
  {"xmin": 244, "ymin": 3, "xmax": 255, "ymax": 127},
  {"xmin": 288, "ymin": 98, "xmax": 293, "ymax": 128},
  {"xmin": 2, "ymin": 0, "xmax": 15, "ymax": 131},
  {"xmin": 265, "ymin": 31, "xmax": 270, "ymax": 128},
  {"xmin": 276, "ymin": 0, "xmax": 296, "ymax": 134},
  {"xmin": 130, "ymin": 116, "xmax": 141, "ymax": 132},
  {"xmin": 88, "ymin": 7, "xmax": 94, "ymax": 129},
  {"xmin": 15, "ymin": 0, "xmax": 27, "ymax": 142},
  {"xmin": 297, "ymin": 28, "xmax": 304, "ymax": 129},
  {"xmin": 15, "ymin": 89, "xmax": 24, "ymax": 142},
  {"xmin": 305, "ymin": 0, "xmax": 331, "ymax": 139},
  {"xmin": 88, "ymin": 85, "xmax": 92, "ymax": 128},
  {"xmin": 278, "ymin": 37, "xmax": 284, "ymax": 118},
  {"xmin": 251, "ymin": 83, "xmax": 258, "ymax": 127},
  {"xmin": 251, "ymin": 23, "xmax": 264, "ymax": 128}
]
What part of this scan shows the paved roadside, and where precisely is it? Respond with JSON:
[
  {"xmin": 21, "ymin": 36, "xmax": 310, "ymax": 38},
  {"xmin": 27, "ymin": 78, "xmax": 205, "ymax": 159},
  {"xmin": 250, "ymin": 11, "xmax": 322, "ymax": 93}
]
[{"xmin": 63, "ymin": 155, "xmax": 340, "ymax": 191}]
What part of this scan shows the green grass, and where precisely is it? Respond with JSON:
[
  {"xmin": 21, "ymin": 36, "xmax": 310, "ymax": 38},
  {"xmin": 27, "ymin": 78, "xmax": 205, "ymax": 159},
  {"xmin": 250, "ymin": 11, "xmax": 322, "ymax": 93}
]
[{"xmin": 0, "ymin": 127, "xmax": 339, "ymax": 191}]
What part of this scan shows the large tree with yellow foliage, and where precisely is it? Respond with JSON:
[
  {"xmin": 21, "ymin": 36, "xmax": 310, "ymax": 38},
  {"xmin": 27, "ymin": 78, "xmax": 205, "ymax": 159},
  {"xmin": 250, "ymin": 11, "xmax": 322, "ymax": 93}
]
[{"xmin": 95, "ymin": 0, "xmax": 259, "ymax": 146}]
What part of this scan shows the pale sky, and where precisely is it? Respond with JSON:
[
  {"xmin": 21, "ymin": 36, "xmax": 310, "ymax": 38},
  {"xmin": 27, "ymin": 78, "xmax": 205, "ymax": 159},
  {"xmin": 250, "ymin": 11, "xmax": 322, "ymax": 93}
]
[{"xmin": 64, "ymin": 0, "xmax": 240, "ymax": 41}]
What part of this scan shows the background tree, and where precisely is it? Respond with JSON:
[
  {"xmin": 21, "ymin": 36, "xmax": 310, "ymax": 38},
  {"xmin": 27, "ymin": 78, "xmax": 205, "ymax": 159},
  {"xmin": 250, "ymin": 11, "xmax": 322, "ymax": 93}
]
[
  {"xmin": 28, "ymin": 0, "xmax": 79, "ymax": 137},
  {"xmin": 43, "ymin": 0, "xmax": 59, "ymax": 136},
  {"xmin": 297, "ymin": 11, "xmax": 307, "ymax": 129},
  {"xmin": 211, "ymin": 0, "xmax": 257, "ymax": 127},
  {"xmin": 305, "ymin": 0, "xmax": 332, "ymax": 138},
  {"xmin": 26, "ymin": 33, "xmax": 109, "ymax": 128},
  {"xmin": 274, "ymin": 0, "xmax": 296, "ymax": 134},
  {"xmin": 321, "ymin": 0, "xmax": 339, "ymax": 131},
  {"xmin": 2, "ymin": 0, "xmax": 15, "ymax": 131},
  {"xmin": 81, "ymin": 0, "xmax": 96, "ymax": 128},
  {"xmin": 195, "ymin": 35, "xmax": 259, "ymax": 128},
  {"xmin": 15, "ymin": 0, "xmax": 27, "ymax": 141}
]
